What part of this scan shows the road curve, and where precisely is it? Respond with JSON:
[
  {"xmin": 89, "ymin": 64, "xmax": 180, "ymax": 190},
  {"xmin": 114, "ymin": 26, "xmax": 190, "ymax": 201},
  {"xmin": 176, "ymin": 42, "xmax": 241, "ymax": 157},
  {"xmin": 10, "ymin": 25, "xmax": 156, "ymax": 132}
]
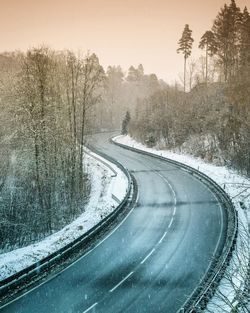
[{"xmin": 0, "ymin": 132, "xmax": 227, "ymax": 313}]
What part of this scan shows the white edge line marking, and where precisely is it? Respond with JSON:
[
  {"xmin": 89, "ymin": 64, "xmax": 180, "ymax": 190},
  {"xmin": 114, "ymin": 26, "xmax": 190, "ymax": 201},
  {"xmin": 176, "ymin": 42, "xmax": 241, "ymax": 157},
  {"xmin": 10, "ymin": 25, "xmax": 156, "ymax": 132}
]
[
  {"xmin": 0, "ymin": 190, "xmax": 139, "ymax": 310},
  {"xmin": 82, "ymin": 302, "xmax": 98, "ymax": 313},
  {"xmin": 140, "ymin": 248, "xmax": 155, "ymax": 264},
  {"xmin": 109, "ymin": 271, "xmax": 134, "ymax": 292}
]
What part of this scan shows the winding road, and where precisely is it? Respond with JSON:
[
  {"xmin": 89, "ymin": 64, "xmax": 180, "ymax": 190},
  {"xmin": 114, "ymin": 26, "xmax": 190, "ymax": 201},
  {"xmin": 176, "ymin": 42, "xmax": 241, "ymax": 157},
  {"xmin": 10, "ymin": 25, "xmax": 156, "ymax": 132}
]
[{"xmin": 0, "ymin": 132, "xmax": 227, "ymax": 313}]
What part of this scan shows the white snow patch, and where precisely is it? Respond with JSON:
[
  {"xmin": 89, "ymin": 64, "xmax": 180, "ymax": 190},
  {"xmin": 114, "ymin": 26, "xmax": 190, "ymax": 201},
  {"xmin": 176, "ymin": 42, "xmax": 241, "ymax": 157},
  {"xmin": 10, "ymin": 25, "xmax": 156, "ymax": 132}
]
[
  {"xmin": 0, "ymin": 149, "xmax": 128, "ymax": 281},
  {"xmin": 114, "ymin": 134, "xmax": 250, "ymax": 312}
]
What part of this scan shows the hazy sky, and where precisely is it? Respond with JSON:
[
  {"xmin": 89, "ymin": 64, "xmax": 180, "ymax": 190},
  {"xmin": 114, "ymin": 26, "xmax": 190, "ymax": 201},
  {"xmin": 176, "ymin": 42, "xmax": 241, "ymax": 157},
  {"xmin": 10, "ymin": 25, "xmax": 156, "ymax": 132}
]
[{"xmin": 0, "ymin": 0, "xmax": 248, "ymax": 82}]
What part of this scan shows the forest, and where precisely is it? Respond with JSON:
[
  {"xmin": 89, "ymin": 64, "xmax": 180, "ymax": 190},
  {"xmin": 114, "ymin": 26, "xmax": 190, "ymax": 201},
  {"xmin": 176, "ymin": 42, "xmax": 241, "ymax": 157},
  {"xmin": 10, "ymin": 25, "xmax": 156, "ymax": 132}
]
[
  {"xmin": 0, "ymin": 50, "xmax": 104, "ymax": 251},
  {"xmin": 0, "ymin": 0, "xmax": 249, "ymax": 252}
]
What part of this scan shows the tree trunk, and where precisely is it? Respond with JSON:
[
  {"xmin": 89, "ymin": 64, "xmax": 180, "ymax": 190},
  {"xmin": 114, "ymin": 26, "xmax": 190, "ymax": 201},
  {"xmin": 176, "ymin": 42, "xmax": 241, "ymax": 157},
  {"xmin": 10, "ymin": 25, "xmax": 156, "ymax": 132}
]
[
  {"xmin": 206, "ymin": 45, "xmax": 208, "ymax": 84},
  {"xmin": 184, "ymin": 56, "xmax": 186, "ymax": 92}
]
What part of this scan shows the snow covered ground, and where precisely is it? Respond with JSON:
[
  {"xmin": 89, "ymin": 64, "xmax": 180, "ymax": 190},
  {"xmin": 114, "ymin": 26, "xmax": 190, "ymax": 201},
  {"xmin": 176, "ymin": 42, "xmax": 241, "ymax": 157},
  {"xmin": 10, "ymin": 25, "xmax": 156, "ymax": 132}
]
[
  {"xmin": 114, "ymin": 134, "xmax": 250, "ymax": 313},
  {"xmin": 0, "ymin": 150, "xmax": 128, "ymax": 281}
]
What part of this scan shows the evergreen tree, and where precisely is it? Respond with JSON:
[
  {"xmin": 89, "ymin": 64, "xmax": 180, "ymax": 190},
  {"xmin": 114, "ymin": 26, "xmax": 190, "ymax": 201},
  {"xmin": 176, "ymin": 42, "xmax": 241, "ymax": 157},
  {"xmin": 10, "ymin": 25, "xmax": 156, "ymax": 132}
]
[
  {"xmin": 121, "ymin": 111, "xmax": 131, "ymax": 135},
  {"xmin": 199, "ymin": 30, "xmax": 217, "ymax": 83},
  {"xmin": 239, "ymin": 7, "xmax": 250, "ymax": 69},
  {"xmin": 212, "ymin": 0, "xmax": 242, "ymax": 81},
  {"xmin": 229, "ymin": 6, "xmax": 250, "ymax": 122},
  {"xmin": 126, "ymin": 65, "xmax": 144, "ymax": 82},
  {"xmin": 126, "ymin": 66, "xmax": 139, "ymax": 82},
  {"xmin": 104, "ymin": 66, "xmax": 124, "ymax": 128},
  {"xmin": 138, "ymin": 64, "xmax": 144, "ymax": 76},
  {"xmin": 177, "ymin": 24, "xmax": 194, "ymax": 92}
]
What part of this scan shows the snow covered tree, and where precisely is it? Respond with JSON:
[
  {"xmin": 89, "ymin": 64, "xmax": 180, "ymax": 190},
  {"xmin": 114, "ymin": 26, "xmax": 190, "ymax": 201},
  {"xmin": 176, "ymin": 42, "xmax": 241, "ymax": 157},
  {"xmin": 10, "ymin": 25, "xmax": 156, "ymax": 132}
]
[
  {"xmin": 104, "ymin": 66, "xmax": 124, "ymax": 128},
  {"xmin": 206, "ymin": 223, "xmax": 250, "ymax": 313},
  {"xmin": 78, "ymin": 53, "xmax": 105, "ymax": 187},
  {"xmin": 138, "ymin": 64, "xmax": 144, "ymax": 76},
  {"xmin": 126, "ymin": 65, "xmax": 144, "ymax": 82},
  {"xmin": 0, "ymin": 48, "xmax": 106, "ymax": 250},
  {"xmin": 121, "ymin": 111, "xmax": 131, "ymax": 135}
]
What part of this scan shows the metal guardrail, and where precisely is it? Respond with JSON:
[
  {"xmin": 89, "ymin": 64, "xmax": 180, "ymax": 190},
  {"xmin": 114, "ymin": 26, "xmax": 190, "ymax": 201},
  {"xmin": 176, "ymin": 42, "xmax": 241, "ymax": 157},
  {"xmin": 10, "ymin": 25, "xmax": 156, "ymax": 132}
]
[
  {"xmin": 111, "ymin": 137, "xmax": 238, "ymax": 313},
  {"xmin": 83, "ymin": 147, "xmax": 118, "ymax": 177},
  {"xmin": 0, "ymin": 146, "xmax": 137, "ymax": 305}
]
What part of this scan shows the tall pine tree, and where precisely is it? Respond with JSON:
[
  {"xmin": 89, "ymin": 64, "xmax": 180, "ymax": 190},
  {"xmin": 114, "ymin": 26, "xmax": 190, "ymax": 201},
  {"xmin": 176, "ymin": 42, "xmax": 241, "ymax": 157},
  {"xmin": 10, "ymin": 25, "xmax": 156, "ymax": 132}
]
[
  {"xmin": 199, "ymin": 30, "xmax": 217, "ymax": 83},
  {"xmin": 239, "ymin": 7, "xmax": 250, "ymax": 70},
  {"xmin": 212, "ymin": 0, "xmax": 242, "ymax": 81},
  {"xmin": 177, "ymin": 24, "xmax": 194, "ymax": 92}
]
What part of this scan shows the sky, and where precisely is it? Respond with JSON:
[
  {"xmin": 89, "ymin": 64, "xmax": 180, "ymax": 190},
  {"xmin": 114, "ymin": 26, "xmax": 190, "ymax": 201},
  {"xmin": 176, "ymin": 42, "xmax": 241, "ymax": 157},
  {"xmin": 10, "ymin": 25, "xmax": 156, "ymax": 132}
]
[{"xmin": 0, "ymin": 0, "xmax": 248, "ymax": 83}]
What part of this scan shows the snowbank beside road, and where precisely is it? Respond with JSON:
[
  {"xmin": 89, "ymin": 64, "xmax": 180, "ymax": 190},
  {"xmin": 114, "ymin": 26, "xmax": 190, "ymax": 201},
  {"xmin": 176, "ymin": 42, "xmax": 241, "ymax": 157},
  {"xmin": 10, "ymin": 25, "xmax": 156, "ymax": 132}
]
[
  {"xmin": 114, "ymin": 134, "xmax": 250, "ymax": 313},
  {"xmin": 0, "ymin": 150, "xmax": 128, "ymax": 281},
  {"xmin": 114, "ymin": 135, "xmax": 250, "ymax": 219}
]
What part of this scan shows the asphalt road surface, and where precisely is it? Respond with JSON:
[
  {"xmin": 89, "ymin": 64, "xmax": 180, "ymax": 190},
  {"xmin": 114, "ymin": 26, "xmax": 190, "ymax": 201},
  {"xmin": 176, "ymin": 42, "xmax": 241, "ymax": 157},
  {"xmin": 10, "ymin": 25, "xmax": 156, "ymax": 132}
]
[{"xmin": 0, "ymin": 132, "xmax": 227, "ymax": 313}]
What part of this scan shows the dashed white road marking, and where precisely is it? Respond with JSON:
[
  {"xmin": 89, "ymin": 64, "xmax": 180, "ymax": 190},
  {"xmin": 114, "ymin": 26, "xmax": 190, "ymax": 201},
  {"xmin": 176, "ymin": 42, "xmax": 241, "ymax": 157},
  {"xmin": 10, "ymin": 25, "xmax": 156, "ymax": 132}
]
[
  {"xmin": 0, "ymin": 186, "xmax": 139, "ymax": 310},
  {"xmin": 109, "ymin": 271, "xmax": 134, "ymax": 292},
  {"xmin": 157, "ymin": 172, "xmax": 177, "ymax": 206},
  {"xmin": 82, "ymin": 302, "xmax": 98, "ymax": 313},
  {"xmin": 159, "ymin": 231, "xmax": 168, "ymax": 244},
  {"xmin": 79, "ymin": 191, "xmax": 139, "ymax": 260},
  {"xmin": 168, "ymin": 217, "xmax": 174, "ymax": 229},
  {"xmin": 173, "ymin": 206, "xmax": 176, "ymax": 216},
  {"xmin": 156, "ymin": 172, "xmax": 177, "ymax": 222},
  {"xmin": 140, "ymin": 248, "xmax": 156, "ymax": 264}
]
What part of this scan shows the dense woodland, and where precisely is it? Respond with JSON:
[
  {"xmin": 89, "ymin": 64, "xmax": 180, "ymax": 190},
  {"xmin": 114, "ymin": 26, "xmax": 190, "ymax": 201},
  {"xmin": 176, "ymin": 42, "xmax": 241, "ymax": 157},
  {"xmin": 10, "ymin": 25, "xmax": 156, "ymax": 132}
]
[
  {"xmin": 0, "ymin": 50, "xmax": 105, "ymax": 251},
  {"xmin": 0, "ymin": 0, "xmax": 249, "ymax": 252}
]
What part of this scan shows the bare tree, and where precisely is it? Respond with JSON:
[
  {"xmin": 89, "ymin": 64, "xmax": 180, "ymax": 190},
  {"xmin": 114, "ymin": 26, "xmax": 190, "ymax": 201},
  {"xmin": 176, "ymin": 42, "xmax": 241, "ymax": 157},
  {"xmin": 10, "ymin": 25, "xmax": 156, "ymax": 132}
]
[
  {"xmin": 206, "ymin": 222, "xmax": 250, "ymax": 313},
  {"xmin": 78, "ymin": 53, "xmax": 105, "ymax": 188}
]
